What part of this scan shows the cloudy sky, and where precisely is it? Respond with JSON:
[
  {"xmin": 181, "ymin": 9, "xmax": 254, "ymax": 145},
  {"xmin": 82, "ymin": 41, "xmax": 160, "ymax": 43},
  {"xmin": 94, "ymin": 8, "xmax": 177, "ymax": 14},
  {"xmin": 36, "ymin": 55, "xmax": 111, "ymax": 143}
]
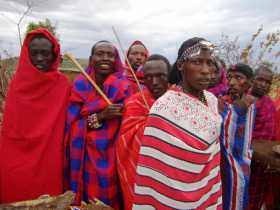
[{"xmin": 0, "ymin": 0, "xmax": 279, "ymax": 64}]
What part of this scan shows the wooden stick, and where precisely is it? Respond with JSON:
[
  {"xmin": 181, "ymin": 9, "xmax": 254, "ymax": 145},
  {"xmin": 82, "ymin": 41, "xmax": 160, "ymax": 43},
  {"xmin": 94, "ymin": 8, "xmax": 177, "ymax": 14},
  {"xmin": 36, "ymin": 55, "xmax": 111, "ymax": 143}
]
[
  {"xmin": 112, "ymin": 26, "xmax": 150, "ymax": 109},
  {"xmin": 64, "ymin": 53, "xmax": 112, "ymax": 105}
]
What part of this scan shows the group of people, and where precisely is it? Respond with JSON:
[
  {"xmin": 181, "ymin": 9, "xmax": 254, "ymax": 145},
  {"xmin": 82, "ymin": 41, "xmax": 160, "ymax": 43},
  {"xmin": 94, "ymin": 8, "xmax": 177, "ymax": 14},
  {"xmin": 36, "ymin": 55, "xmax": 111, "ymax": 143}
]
[{"xmin": 0, "ymin": 27, "xmax": 279, "ymax": 210}]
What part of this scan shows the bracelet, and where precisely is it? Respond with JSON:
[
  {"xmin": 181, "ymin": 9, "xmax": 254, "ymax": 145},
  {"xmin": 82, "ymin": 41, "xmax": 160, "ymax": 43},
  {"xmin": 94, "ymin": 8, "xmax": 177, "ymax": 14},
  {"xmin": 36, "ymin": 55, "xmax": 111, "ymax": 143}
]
[{"xmin": 88, "ymin": 113, "xmax": 102, "ymax": 129}]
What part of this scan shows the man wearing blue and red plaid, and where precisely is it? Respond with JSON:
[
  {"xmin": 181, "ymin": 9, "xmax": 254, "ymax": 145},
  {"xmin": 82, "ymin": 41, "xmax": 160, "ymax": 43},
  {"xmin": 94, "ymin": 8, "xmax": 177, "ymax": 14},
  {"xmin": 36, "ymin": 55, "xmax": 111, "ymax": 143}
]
[{"xmin": 64, "ymin": 41, "xmax": 132, "ymax": 210}]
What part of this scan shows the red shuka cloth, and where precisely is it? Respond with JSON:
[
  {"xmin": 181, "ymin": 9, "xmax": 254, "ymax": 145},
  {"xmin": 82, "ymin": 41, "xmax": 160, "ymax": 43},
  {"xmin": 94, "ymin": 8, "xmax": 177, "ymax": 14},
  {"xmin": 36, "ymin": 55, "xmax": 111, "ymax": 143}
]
[
  {"xmin": 0, "ymin": 28, "xmax": 70, "ymax": 203},
  {"xmin": 116, "ymin": 89, "xmax": 155, "ymax": 210}
]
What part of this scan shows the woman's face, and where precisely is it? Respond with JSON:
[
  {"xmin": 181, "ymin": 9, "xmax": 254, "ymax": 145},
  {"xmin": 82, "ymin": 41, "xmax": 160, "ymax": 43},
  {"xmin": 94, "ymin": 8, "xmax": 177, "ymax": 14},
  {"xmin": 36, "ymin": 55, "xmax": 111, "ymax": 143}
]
[{"xmin": 178, "ymin": 50, "xmax": 215, "ymax": 93}]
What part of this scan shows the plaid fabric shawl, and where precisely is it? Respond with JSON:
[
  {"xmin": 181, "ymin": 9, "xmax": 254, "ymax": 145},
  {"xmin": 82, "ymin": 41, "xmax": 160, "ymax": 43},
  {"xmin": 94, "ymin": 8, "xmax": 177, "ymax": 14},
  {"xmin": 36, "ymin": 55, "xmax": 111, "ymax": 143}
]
[
  {"xmin": 220, "ymin": 97, "xmax": 256, "ymax": 210},
  {"xmin": 64, "ymin": 66, "xmax": 132, "ymax": 210}
]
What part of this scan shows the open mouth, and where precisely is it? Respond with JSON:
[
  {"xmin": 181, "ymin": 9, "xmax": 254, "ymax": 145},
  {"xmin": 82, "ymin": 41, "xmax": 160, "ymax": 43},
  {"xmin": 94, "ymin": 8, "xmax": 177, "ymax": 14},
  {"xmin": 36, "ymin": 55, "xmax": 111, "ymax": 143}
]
[
  {"xmin": 98, "ymin": 63, "xmax": 113, "ymax": 70},
  {"xmin": 35, "ymin": 64, "xmax": 45, "ymax": 70},
  {"xmin": 99, "ymin": 64, "xmax": 110, "ymax": 68}
]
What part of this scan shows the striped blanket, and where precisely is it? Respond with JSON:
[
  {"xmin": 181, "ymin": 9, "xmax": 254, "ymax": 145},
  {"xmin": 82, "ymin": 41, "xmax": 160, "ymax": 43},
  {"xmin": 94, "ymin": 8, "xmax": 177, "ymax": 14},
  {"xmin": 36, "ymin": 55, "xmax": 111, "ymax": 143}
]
[
  {"xmin": 132, "ymin": 89, "xmax": 223, "ymax": 210},
  {"xmin": 220, "ymin": 100, "xmax": 255, "ymax": 210}
]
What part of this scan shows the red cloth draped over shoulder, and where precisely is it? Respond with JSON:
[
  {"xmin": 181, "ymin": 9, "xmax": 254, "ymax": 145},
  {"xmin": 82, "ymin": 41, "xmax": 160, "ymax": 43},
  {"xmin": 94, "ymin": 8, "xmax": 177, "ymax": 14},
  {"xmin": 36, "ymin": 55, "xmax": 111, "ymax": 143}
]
[
  {"xmin": 0, "ymin": 28, "xmax": 70, "ymax": 203},
  {"xmin": 116, "ymin": 89, "xmax": 155, "ymax": 210}
]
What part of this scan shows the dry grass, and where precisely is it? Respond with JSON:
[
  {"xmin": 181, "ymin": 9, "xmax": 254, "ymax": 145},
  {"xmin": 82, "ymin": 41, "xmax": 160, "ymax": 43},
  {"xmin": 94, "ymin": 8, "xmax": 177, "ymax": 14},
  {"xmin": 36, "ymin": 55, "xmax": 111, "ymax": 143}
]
[{"xmin": 269, "ymin": 75, "xmax": 280, "ymax": 99}]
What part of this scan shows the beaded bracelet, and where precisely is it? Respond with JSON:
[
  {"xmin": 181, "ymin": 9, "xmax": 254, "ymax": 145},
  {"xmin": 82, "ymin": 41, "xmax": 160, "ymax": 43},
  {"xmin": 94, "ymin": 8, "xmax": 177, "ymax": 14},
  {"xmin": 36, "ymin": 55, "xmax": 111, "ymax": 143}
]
[{"xmin": 88, "ymin": 113, "xmax": 102, "ymax": 129}]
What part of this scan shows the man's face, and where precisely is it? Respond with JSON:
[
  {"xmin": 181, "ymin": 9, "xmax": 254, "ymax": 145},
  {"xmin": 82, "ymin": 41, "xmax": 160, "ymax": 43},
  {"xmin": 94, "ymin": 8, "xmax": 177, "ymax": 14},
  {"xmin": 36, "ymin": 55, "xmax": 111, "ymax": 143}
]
[
  {"xmin": 128, "ymin": 44, "xmax": 147, "ymax": 71},
  {"xmin": 29, "ymin": 37, "xmax": 55, "ymax": 72},
  {"xmin": 91, "ymin": 42, "xmax": 116, "ymax": 76},
  {"xmin": 143, "ymin": 60, "xmax": 169, "ymax": 99},
  {"xmin": 251, "ymin": 70, "xmax": 273, "ymax": 97},
  {"xmin": 227, "ymin": 71, "xmax": 251, "ymax": 100},
  {"xmin": 178, "ymin": 51, "xmax": 214, "ymax": 92}
]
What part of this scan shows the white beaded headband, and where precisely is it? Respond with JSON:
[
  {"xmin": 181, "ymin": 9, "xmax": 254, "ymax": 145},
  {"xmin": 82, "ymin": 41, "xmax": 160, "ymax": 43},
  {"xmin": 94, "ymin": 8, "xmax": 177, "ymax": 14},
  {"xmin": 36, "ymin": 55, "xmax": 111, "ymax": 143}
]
[{"xmin": 179, "ymin": 40, "xmax": 215, "ymax": 62}]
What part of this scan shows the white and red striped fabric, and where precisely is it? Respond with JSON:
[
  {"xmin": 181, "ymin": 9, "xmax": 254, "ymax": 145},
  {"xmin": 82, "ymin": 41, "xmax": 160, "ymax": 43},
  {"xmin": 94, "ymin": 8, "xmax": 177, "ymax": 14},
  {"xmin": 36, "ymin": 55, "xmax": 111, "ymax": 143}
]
[
  {"xmin": 132, "ymin": 90, "xmax": 223, "ymax": 210},
  {"xmin": 219, "ymin": 97, "xmax": 256, "ymax": 210}
]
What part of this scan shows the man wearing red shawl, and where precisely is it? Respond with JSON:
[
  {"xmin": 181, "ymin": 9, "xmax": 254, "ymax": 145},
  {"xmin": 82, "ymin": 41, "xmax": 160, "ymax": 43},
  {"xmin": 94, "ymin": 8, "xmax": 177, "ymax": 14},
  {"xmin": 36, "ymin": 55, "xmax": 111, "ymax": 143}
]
[
  {"xmin": 64, "ymin": 41, "xmax": 132, "ymax": 210},
  {"xmin": 133, "ymin": 38, "xmax": 223, "ymax": 210},
  {"xmin": 124, "ymin": 40, "xmax": 149, "ymax": 94},
  {"xmin": 116, "ymin": 54, "xmax": 170, "ymax": 210},
  {"xmin": 248, "ymin": 66, "xmax": 279, "ymax": 210},
  {"xmin": 0, "ymin": 28, "xmax": 70, "ymax": 203}
]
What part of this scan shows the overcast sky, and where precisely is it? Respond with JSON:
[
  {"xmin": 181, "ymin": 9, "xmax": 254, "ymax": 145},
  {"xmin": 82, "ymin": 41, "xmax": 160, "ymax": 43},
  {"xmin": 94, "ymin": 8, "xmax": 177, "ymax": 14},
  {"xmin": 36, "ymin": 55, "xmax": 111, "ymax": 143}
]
[{"xmin": 0, "ymin": 0, "xmax": 279, "ymax": 64}]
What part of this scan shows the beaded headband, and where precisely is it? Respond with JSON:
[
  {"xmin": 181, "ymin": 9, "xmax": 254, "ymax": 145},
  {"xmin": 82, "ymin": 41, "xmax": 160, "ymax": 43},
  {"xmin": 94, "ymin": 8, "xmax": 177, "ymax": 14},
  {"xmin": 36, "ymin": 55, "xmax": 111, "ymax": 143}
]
[{"xmin": 179, "ymin": 40, "xmax": 215, "ymax": 63}]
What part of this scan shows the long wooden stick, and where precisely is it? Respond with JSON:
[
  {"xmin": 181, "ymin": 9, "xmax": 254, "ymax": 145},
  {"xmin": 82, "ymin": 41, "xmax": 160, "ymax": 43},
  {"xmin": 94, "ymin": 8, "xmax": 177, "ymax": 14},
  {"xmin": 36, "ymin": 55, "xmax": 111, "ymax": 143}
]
[
  {"xmin": 64, "ymin": 53, "xmax": 112, "ymax": 105},
  {"xmin": 112, "ymin": 26, "xmax": 150, "ymax": 109}
]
